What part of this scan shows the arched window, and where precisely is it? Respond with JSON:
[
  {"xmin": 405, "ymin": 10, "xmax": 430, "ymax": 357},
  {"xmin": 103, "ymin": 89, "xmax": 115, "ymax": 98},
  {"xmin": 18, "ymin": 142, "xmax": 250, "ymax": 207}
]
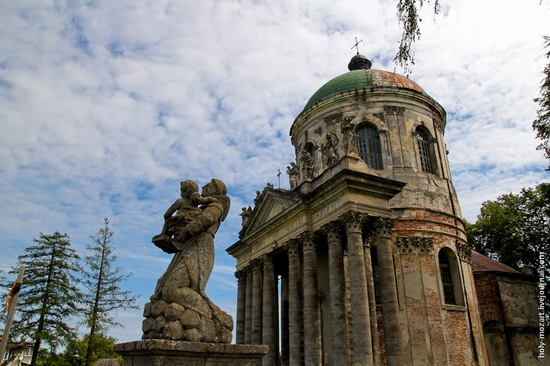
[
  {"xmin": 415, "ymin": 128, "xmax": 435, "ymax": 174},
  {"xmin": 357, "ymin": 125, "xmax": 383, "ymax": 169},
  {"xmin": 439, "ymin": 251, "xmax": 456, "ymax": 304},
  {"xmin": 438, "ymin": 248, "xmax": 464, "ymax": 305}
]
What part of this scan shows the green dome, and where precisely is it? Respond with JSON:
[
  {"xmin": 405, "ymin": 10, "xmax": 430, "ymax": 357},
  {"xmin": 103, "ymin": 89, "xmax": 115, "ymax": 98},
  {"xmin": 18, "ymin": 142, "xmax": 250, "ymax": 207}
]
[{"xmin": 303, "ymin": 69, "xmax": 426, "ymax": 111}]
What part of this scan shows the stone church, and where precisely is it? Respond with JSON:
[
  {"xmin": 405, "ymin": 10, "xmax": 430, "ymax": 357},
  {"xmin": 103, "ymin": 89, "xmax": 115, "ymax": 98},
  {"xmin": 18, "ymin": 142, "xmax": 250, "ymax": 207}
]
[{"xmin": 226, "ymin": 53, "xmax": 540, "ymax": 366}]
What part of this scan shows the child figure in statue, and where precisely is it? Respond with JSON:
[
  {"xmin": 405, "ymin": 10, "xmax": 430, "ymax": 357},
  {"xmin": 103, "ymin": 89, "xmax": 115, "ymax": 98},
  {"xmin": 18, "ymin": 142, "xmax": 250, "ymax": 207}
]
[{"xmin": 153, "ymin": 180, "xmax": 217, "ymax": 253}]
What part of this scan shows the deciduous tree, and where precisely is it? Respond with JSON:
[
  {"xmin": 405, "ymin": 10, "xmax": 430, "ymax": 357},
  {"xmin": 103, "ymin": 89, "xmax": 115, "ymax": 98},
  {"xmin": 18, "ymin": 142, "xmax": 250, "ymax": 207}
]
[
  {"xmin": 534, "ymin": 35, "xmax": 550, "ymax": 169},
  {"xmin": 393, "ymin": 0, "xmax": 440, "ymax": 74},
  {"xmin": 466, "ymin": 183, "xmax": 550, "ymax": 270},
  {"xmin": 81, "ymin": 218, "xmax": 138, "ymax": 366},
  {"xmin": 9, "ymin": 232, "xmax": 83, "ymax": 366}
]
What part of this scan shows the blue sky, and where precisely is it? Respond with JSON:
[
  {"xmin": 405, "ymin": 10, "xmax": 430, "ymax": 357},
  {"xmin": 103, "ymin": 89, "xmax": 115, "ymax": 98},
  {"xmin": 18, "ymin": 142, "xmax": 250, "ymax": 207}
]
[{"xmin": 1, "ymin": 0, "xmax": 548, "ymax": 343}]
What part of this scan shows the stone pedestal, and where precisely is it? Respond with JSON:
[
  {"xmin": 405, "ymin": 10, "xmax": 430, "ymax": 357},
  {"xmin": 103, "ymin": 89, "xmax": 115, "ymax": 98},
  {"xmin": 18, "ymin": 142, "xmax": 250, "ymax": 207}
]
[{"xmin": 114, "ymin": 339, "xmax": 268, "ymax": 366}]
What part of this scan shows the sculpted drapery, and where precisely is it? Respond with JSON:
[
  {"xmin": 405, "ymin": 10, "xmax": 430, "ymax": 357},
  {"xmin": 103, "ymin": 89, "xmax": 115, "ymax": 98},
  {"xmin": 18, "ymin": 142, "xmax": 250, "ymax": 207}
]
[{"xmin": 143, "ymin": 179, "xmax": 233, "ymax": 343}]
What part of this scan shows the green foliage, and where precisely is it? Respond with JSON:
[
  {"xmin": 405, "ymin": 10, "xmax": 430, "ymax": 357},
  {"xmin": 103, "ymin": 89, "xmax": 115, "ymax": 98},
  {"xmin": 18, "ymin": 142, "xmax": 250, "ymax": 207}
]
[
  {"xmin": 466, "ymin": 183, "xmax": 550, "ymax": 270},
  {"xmin": 81, "ymin": 218, "xmax": 138, "ymax": 366},
  {"xmin": 61, "ymin": 334, "xmax": 121, "ymax": 366},
  {"xmin": 533, "ymin": 36, "xmax": 550, "ymax": 170},
  {"xmin": 394, "ymin": 0, "xmax": 440, "ymax": 75},
  {"xmin": 9, "ymin": 232, "xmax": 83, "ymax": 366}
]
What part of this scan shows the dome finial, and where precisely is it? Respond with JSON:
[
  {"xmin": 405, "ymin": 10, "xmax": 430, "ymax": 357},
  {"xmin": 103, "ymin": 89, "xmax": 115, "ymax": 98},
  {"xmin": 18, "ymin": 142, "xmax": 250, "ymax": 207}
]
[
  {"xmin": 348, "ymin": 37, "xmax": 371, "ymax": 70},
  {"xmin": 351, "ymin": 37, "xmax": 363, "ymax": 55}
]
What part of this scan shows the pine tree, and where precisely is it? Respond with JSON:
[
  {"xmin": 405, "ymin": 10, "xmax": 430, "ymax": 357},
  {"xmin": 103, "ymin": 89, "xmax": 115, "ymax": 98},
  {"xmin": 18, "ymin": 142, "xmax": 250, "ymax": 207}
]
[
  {"xmin": 81, "ymin": 218, "xmax": 138, "ymax": 366},
  {"xmin": 9, "ymin": 232, "xmax": 83, "ymax": 366}
]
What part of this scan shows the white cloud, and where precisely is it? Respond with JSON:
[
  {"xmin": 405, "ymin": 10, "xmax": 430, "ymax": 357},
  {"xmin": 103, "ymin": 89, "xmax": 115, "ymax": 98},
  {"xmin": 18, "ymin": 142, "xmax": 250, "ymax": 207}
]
[{"xmin": 0, "ymin": 0, "xmax": 548, "ymax": 342}]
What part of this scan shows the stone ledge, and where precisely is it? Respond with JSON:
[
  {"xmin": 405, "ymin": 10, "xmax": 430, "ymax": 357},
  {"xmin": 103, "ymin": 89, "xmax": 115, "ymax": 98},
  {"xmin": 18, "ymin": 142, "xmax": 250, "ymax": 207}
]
[{"xmin": 114, "ymin": 340, "xmax": 268, "ymax": 366}]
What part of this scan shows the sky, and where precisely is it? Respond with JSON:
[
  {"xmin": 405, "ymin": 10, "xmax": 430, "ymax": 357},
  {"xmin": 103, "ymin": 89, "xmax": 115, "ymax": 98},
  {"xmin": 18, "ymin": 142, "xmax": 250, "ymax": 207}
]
[{"xmin": 0, "ymin": 0, "xmax": 548, "ymax": 344}]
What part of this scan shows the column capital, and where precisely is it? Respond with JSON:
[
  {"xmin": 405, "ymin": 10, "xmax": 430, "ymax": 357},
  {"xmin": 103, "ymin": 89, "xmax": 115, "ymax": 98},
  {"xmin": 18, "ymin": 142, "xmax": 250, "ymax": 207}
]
[
  {"xmin": 321, "ymin": 220, "xmax": 343, "ymax": 240},
  {"xmin": 363, "ymin": 233, "xmax": 375, "ymax": 248},
  {"xmin": 457, "ymin": 241, "xmax": 472, "ymax": 263},
  {"xmin": 262, "ymin": 253, "xmax": 274, "ymax": 269},
  {"xmin": 300, "ymin": 231, "xmax": 316, "ymax": 252},
  {"xmin": 286, "ymin": 239, "xmax": 302, "ymax": 258},
  {"xmin": 235, "ymin": 269, "xmax": 247, "ymax": 282},
  {"xmin": 245, "ymin": 265, "xmax": 253, "ymax": 279},
  {"xmin": 251, "ymin": 257, "xmax": 264, "ymax": 272},
  {"xmin": 373, "ymin": 217, "xmax": 395, "ymax": 238},
  {"xmin": 341, "ymin": 211, "xmax": 367, "ymax": 234}
]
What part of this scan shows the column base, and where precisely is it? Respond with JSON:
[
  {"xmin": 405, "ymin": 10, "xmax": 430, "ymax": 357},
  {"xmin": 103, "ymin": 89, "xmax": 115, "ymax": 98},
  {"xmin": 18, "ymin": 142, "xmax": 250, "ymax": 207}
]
[{"xmin": 114, "ymin": 339, "xmax": 268, "ymax": 366}]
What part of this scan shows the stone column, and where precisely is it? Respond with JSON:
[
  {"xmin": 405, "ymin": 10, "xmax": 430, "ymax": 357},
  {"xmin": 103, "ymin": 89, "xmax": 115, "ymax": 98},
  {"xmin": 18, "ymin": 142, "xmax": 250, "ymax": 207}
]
[
  {"xmin": 280, "ymin": 274, "xmax": 289, "ymax": 366},
  {"xmin": 374, "ymin": 218, "xmax": 402, "ymax": 366},
  {"xmin": 364, "ymin": 235, "xmax": 381, "ymax": 365},
  {"xmin": 302, "ymin": 232, "xmax": 322, "ymax": 366},
  {"xmin": 343, "ymin": 212, "xmax": 373, "ymax": 366},
  {"xmin": 252, "ymin": 259, "xmax": 263, "ymax": 345},
  {"xmin": 236, "ymin": 269, "xmax": 247, "ymax": 344},
  {"xmin": 262, "ymin": 255, "xmax": 278, "ymax": 366},
  {"xmin": 287, "ymin": 240, "xmax": 304, "ymax": 366},
  {"xmin": 323, "ymin": 221, "xmax": 350, "ymax": 365},
  {"xmin": 245, "ymin": 266, "xmax": 253, "ymax": 344}
]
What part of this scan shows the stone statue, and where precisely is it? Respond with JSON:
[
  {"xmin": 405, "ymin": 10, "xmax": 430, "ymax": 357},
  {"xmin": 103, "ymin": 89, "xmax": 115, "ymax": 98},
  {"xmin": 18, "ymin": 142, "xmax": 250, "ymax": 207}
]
[
  {"xmin": 320, "ymin": 131, "xmax": 339, "ymax": 167},
  {"xmin": 145, "ymin": 179, "xmax": 233, "ymax": 343},
  {"xmin": 300, "ymin": 150, "xmax": 314, "ymax": 180},
  {"xmin": 287, "ymin": 162, "xmax": 299, "ymax": 190},
  {"xmin": 239, "ymin": 206, "xmax": 252, "ymax": 227},
  {"xmin": 341, "ymin": 116, "xmax": 358, "ymax": 155}
]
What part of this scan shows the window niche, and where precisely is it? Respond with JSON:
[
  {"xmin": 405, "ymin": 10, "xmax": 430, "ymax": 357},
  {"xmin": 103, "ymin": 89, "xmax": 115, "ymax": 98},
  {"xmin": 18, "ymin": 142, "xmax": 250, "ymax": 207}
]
[
  {"xmin": 356, "ymin": 124, "xmax": 383, "ymax": 170},
  {"xmin": 438, "ymin": 248, "xmax": 465, "ymax": 307},
  {"xmin": 414, "ymin": 126, "xmax": 437, "ymax": 174}
]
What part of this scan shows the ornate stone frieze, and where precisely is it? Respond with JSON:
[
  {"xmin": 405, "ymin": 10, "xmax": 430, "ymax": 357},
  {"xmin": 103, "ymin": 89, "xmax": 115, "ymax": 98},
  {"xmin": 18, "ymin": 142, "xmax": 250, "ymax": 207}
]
[
  {"xmin": 384, "ymin": 105, "xmax": 405, "ymax": 116},
  {"xmin": 457, "ymin": 242, "xmax": 472, "ymax": 263},
  {"xmin": 324, "ymin": 112, "xmax": 343, "ymax": 126},
  {"xmin": 396, "ymin": 237, "xmax": 434, "ymax": 255}
]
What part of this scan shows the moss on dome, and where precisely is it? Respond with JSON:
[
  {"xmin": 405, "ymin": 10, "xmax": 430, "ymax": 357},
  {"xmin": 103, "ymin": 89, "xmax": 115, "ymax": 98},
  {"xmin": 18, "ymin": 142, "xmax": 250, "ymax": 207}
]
[{"xmin": 303, "ymin": 69, "xmax": 426, "ymax": 111}]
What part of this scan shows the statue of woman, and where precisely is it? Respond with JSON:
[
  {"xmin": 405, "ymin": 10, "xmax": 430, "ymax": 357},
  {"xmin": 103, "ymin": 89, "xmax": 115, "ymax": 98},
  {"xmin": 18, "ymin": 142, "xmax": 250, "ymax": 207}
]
[
  {"xmin": 144, "ymin": 179, "xmax": 233, "ymax": 343},
  {"xmin": 158, "ymin": 178, "xmax": 230, "ymax": 297}
]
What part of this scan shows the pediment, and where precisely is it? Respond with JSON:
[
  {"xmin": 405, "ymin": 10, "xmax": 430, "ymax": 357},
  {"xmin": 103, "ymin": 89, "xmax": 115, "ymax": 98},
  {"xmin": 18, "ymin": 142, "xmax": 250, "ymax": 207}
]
[{"xmin": 240, "ymin": 188, "xmax": 301, "ymax": 237}]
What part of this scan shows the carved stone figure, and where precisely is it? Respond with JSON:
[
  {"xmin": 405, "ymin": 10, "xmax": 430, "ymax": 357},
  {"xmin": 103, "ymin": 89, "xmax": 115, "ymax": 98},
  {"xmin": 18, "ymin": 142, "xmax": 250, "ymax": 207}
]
[
  {"xmin": 341, "ymin": 116, "xmax": 358, "ymax": 155},
  {"xmin": 300, "ymin": 150, "xmax": 314, "ymax": 180},
  {"xmin": 154, "ymin": 180, "xmax": 216, "ymax": 253},
  {"xmin": 287, "ymin": 162, "xmax": 300, "ymax": 190},
  {"xmin": 145, "ymin": 179, "xmax": 233, "ymax": 343},
  {"xmin": 239, "ymin": 206, "xmax": 252, "ymax": 227},
  {"xmin": 320, "ymin": 131, "xmax": 339, "ymax": 167}
]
